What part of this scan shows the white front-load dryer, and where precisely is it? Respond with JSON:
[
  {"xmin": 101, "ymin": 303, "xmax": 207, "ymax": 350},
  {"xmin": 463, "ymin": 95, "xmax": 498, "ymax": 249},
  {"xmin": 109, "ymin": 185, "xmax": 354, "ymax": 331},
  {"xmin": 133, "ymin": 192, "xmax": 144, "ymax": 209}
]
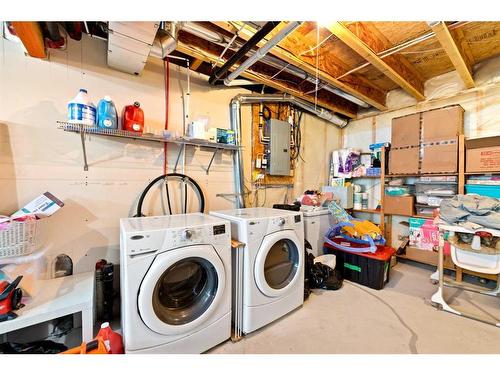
[
  {"xmin": 210, "ymin": 208, "xmax": 304, "ymax": 334},
  {"xmin": 120, "ymin": 213, "xmax": 231, "ymax": 353}
]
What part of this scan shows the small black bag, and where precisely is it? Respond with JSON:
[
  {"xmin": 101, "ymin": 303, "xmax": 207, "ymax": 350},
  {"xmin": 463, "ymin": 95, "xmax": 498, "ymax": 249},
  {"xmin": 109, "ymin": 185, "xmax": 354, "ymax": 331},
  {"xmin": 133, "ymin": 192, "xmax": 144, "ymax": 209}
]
[{"xmin": 307, "ymin": 252, "xmax": 343, "ymax": 291}]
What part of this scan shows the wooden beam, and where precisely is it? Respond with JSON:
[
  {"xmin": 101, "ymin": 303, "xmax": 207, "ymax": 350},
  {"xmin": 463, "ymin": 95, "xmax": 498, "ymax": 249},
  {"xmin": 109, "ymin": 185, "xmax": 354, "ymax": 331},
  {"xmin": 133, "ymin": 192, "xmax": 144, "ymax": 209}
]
[
  {"xmin": 326, "ymin": 22, "xmax": 425, "ymax": 101},
  {"xmin": 212, "ymin": 22, "xmax": 388, "ymax": 111},
  {"xmin": 175, "ymin": 34, "xmax": 357, "ymax": 118},
  {"xmin": 11, "ymin": 22, "xmax": 46, "ymax": 58},
  {"xmin": 190, "ymin": 58, "xmax": 203, "ymax": 70},
  {"xmin": 431, "ymin": 22, "xmax": 475, "ymax": 89}
]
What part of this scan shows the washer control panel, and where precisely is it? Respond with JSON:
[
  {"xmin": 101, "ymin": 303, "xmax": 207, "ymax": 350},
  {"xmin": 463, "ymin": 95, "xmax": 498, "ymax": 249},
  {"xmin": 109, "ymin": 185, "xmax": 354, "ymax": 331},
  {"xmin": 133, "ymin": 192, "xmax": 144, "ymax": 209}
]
[{"xmin": 126, "ymin": 223, "xmax": 230, "ymax": 255}]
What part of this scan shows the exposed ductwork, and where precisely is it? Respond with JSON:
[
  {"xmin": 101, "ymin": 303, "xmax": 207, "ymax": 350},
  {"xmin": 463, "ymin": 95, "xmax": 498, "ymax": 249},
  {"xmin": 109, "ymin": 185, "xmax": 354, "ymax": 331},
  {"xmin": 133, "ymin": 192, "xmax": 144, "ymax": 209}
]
[
  {"xmin": 229, "ymin": 93, "xmax": 348, "ymax": 208},
  {"xmin": 150, "ymin": 22, "xmax": 371, "ymax": 108},
  {"xmin": 107, "ymin": 22, "xmax": 159, "ymax": 75},
  {"xmin": 208, "ymin": 21, "xmax": 279, "ymax": 85},
  {"xmin": 223, "ymin": 21, "xmax": 302, "ymax": 86},
  {"xmin": 157, "ymin": 21, "xmax": 181, "ymax": 58}
]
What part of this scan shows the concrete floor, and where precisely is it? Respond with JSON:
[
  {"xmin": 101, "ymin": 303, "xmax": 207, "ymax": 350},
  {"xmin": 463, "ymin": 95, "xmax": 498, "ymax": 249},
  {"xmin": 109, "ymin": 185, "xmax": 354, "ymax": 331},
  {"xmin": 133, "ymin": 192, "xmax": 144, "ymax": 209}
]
[{"xmin": 210, "ymin": 261, "xmax": 500, "ymax": 354}]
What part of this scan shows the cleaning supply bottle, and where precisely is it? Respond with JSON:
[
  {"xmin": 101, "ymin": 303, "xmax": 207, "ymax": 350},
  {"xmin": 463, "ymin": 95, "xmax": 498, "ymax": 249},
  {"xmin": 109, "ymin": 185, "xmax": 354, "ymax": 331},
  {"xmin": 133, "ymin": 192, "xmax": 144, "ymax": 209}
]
[
  {"xmin": 96, "ymin": 322, "xmax": 124, "ymax": 354},
  {"xmin": 122, "ymin": 102, "xmax": 144, "ymax": 133},
  {"xmin": 68, "ymin": 89, "xmax": 96, "ymax": 126},
  {"xmin": 96, "ymin": 96, "xmax": 118, "ymax": 129}
]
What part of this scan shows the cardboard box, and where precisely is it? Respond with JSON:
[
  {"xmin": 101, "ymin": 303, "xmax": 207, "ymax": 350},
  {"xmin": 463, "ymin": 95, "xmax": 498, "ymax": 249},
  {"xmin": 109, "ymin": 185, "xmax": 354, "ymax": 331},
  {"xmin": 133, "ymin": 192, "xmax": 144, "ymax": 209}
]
[
  {"xmin": 389, "ymin": 148, "xmax": 419, "ymax": 174},
  {"xmin": 421, "ymin": 143, "xmax": 458, "ymax": 174},
  {"xmin": 389, "ymin": 105, "xmax": 463, "ymax": 175},
  {"xmin": 391, "ymin": 114, "xmax": 420, "ymax": 147},
  {"xmin": 465, "ymin": 136, "xmax": 500, "ymax": 173},
  {"xmin": 421, "ymin": 106, "xmax": 464, "ymax": 142},
  {"xmin": 384, "ymin": 195, "xmax": 414, "ymax": 216}
]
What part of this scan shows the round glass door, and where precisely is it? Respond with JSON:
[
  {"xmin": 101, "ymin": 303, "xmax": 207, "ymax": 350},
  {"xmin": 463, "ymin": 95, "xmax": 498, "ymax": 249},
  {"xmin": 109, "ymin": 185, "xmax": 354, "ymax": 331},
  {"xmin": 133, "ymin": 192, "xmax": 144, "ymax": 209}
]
[
  {"xmin": 263, "ymin": 239, "xmax": 299, "ymax": 290},
  {"xmin": 138, "ymin": 245, "xmax": 226, "ymax": 335},
  {"xmin": 152, "ymin": 257, "xmax": 218, "ymax": 325}
]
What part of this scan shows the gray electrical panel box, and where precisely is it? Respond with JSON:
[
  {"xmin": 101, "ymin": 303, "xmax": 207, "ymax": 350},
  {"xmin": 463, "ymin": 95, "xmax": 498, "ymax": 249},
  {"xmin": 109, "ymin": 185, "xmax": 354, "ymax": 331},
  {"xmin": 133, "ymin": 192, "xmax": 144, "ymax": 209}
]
[{"xmin": 269, "ymin": 119, "xmax": 291, "ymax": 176}]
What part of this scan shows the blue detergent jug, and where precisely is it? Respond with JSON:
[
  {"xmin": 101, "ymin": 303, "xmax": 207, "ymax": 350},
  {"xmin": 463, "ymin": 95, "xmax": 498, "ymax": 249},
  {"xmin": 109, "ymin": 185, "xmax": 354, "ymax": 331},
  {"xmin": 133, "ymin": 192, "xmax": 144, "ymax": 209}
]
[{"xmin": 96, "ymin": 96, "xmax": 118, "ymax": 129}]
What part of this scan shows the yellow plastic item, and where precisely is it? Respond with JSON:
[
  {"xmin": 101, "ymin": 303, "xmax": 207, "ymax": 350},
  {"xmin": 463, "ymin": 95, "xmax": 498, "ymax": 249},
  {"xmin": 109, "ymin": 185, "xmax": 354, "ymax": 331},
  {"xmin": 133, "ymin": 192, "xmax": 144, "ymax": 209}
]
[{"xmin": 342, "ymin": 220, "xmax": 382, "ymax": 240}]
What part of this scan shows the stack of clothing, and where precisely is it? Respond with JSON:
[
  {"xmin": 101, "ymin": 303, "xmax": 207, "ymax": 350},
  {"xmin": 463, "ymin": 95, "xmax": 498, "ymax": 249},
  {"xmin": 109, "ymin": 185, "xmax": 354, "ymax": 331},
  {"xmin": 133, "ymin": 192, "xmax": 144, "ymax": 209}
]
[{"xmin": 439, "ymin": 194, "xmax": 500, "ymax": 230}]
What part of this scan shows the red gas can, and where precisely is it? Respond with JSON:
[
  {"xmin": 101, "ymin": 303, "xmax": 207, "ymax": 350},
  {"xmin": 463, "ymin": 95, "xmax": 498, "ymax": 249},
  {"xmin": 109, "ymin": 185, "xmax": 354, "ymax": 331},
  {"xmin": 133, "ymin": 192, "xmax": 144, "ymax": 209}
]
[{"xmin": 122, "ymin": 102, "xmax": 144, "ymax": 133}]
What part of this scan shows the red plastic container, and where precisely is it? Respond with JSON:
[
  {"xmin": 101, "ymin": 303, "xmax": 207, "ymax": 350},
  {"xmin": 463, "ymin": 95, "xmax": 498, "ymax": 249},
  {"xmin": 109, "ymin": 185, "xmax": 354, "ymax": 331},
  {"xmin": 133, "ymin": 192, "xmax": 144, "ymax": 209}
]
[
  {"xmin": 324, "ymin": 240, "xmax": 396, "ymax": 290},
  {"xmin": 96, "ymin": 322, "xmax": 124, "ymax": 354},
  {"xmin": 122, "ymin": 102, "xmax": 144, "ymax": 133}
]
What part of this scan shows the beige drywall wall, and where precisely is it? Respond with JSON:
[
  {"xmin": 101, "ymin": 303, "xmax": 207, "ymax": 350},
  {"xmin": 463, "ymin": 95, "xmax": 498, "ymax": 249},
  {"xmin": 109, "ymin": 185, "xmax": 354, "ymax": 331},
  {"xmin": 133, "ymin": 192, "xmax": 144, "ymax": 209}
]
[
  {"xmin": 0, "ymin": 33, "xmax": 340, "ymax": 275},
  {"xmin": 342, "ymin": 54, "xmax": 500, "ymax": 247}
]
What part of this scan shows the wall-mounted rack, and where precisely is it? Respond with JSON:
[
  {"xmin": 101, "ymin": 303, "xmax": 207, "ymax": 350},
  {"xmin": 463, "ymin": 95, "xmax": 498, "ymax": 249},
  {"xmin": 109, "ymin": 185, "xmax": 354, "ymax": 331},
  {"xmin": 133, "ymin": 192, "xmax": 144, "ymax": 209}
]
[{"xmin": 57, "ymin": 122, "xmax": 240, "ymax": 174}]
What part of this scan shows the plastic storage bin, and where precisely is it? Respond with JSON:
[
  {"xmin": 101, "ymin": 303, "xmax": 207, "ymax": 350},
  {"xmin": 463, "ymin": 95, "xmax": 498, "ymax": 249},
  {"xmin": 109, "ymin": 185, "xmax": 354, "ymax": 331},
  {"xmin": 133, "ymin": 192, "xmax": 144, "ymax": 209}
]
[
  {"xmin": 414, "ymin": 181, "xmax": 457, "ymax": 196},
  {"xmin": 465, "ymin": 184, "xmax": 500, "ymax": 198},
  {"xmin": 323, "ymin": 240, "xmax": 395, "ymax": 290}
]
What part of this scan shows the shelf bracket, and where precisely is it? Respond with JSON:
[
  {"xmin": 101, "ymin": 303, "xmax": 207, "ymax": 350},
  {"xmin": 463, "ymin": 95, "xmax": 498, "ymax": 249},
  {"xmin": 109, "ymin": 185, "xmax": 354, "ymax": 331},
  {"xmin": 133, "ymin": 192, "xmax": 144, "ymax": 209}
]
[
  {"xmin": 173, "ymin": 144, "xmax": 186, "ymax": 173},
  {"xmin": 204, "ymin": 148, "xmax": 220, "ymax": 175},
  {"xmin": 79, "ymin": 126, "xmax": 89, "ymax": 171}
]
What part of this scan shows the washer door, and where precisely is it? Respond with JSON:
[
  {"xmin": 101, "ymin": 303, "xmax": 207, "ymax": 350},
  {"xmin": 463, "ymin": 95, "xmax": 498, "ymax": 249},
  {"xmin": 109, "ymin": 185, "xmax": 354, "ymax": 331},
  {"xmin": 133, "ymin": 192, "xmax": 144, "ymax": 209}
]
[
  {"xmin": 138, "ymin": 244, "xmax": 226, "ymax": 335},
  {"xmin": 254, "ymin": 230, "xmax": 303, "ymax": 298}
]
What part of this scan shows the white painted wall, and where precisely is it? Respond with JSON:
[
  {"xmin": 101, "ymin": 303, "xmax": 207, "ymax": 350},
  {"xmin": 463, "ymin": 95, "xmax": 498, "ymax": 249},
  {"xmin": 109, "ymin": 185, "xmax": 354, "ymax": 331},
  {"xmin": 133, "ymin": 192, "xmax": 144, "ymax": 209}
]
[
  {"xmin": 0, "ymin": 33, "xmax": 341, "ymax": 276},
  {"xmin": 343, "ymin": 55, "xmax": 500, "ymax": 246}
]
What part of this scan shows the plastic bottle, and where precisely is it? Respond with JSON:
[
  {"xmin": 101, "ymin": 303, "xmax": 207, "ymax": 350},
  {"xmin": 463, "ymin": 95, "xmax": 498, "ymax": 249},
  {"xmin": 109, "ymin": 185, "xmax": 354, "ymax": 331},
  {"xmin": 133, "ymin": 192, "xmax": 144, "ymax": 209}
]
[
  {"xmin": 122, "ymin": 102, "xmax": 144, "ymax": 133},
  {"xmin": 96, "ymin": 96, "xmax": 118, "ymax": 129},
  {"xmin": 96, "ymin": 322, "xmax": 124, "ymax": 354},
  {"xmin": 67, "ymin": 89, "xmax": 96, "ymax": 126}
]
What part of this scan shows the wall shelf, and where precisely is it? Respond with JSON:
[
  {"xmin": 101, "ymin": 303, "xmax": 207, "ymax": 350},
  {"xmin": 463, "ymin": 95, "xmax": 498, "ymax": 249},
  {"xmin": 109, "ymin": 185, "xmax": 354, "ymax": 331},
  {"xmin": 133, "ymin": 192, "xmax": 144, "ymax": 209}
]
[
  {"xmin": 386, "ymin": 173, "xmax": 459, "ymax": 178},
  {"xmin": 351, "ymin": 208, "xmax": 382, "ymax": 214},
  {"xmin": 57, "ymin": 121, "xmax": 240, "ymax": 173},
  {"xmin": 464, "ymin": 171, "xmax": 500, "ymax": 175}
]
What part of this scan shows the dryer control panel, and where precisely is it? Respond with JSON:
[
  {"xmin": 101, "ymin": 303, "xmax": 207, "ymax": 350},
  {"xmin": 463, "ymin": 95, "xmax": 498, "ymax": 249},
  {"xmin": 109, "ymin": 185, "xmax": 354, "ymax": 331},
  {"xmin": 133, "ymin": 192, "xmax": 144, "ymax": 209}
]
[{"xmin": 124, "ymin": 223, "xmax": 230, "ymax": 256}]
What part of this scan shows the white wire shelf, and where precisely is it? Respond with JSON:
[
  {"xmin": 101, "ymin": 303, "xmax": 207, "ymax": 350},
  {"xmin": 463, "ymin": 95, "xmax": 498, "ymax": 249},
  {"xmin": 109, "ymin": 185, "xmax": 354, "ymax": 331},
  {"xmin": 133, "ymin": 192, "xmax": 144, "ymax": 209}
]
[{"xmin": 57, "ymin": 121, "xmax": 240, "ymax": 173}]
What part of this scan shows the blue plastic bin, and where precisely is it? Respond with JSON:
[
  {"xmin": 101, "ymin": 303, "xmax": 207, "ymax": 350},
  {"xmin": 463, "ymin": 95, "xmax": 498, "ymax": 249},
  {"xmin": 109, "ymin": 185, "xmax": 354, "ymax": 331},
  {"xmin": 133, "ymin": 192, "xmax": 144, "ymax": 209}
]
[{"xmin": 465, "ymin": 184, "xmax": 500, "ymax": 198}]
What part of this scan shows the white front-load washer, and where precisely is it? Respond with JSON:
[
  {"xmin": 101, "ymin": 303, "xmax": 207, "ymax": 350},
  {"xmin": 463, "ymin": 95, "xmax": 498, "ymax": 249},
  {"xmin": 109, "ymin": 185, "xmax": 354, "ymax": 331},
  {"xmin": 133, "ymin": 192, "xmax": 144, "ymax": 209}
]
[
  {"xmin": 120, "ymin": 213, "xmax": 231, "ymax": 354},
  {"xmin": 210, "ymin": 208, "xmax": 304, "ymax": 334}
]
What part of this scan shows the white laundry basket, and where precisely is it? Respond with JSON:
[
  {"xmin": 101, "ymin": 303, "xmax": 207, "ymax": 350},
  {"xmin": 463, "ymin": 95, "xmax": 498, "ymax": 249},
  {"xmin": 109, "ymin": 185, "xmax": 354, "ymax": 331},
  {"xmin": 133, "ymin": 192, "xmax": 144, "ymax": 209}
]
[{"xmin": 0, "ymin": 219, "xmax": 39, "ymax": 259}]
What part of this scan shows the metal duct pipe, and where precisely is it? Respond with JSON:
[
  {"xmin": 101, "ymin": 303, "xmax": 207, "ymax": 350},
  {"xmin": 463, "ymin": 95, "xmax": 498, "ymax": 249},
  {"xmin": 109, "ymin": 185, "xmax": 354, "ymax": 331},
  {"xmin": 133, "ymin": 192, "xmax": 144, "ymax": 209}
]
[
  {"xmin": 150, "ymin": 22, "xmax": 371, "ymax": 108},
  {"xmin": 224, "ymin": 22, "xmax": 302, "ymax": 86},
  {"xmin": 209, "ymin": 21, "xmax": 279, "ymax": 85},
  {"xmin": 229, "ymin": 93, "xmax": 348, "ymax": 209},
  {"xmin": 157, "ymin": 21, "xmax": 181, "ymax": 58},
  {"xmin": 182, "ymin": 22, "xmax": 230, "ymax": 44}
]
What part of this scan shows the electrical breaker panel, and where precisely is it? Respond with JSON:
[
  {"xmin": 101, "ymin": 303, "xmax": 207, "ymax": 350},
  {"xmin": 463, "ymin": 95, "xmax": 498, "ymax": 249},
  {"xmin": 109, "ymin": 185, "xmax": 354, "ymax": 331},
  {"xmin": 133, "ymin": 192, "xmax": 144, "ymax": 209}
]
[{"xmin": 268, "ymin": 119, "xmax": 291, "ymax": 176}]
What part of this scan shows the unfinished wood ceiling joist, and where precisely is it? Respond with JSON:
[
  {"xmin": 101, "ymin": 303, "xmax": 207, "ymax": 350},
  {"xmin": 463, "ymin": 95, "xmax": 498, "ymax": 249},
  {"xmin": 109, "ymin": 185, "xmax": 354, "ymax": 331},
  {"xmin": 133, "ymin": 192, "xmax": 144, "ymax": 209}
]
[
  {"xmin": 177, "ymin": 21, "xmax": 500, "ymax": 118},
  {"xmin": 326, "ymin": 22, "xmax": 426, "ymax": 101},
  {"xmin": 190, "ymin": 58, "xmax": 204, "ymax": 70},
  {"xmin": 213, "ymin": 21, "xmax": 388, "ymax": 111},
  {"xmin": 176, "ymin": 31, "xmax": 358, "ymax": 118},
  {"xmin": 430, "ymin": 22, "xmax": 475, "ymax": 89}
]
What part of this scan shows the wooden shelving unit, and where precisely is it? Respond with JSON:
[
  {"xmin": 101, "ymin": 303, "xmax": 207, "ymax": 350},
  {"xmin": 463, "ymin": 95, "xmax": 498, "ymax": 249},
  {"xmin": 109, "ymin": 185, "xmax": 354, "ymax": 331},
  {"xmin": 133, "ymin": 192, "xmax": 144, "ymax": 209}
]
[{"xmin": 383, "ymin": 135, "xmax": 498, "ymax": 282}]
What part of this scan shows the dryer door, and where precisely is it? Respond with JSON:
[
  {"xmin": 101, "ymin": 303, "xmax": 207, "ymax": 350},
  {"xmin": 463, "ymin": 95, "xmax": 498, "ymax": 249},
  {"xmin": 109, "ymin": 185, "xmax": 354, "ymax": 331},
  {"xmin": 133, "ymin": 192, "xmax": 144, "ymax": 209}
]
[
  {"xmin": 254, "ymin": 230, "xmax": 303, "ymax": 298},
  {"xmin": 138, "ymin": 244, "xmax": 226, "ymax": 335}
]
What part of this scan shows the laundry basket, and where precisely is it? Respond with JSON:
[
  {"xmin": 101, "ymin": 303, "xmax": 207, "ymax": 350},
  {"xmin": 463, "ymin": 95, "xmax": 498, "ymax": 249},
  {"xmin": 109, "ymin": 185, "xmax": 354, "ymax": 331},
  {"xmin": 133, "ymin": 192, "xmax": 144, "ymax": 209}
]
[{"xmin": 0, "ymin": 219, "xmax": 39, "ymax": 259}]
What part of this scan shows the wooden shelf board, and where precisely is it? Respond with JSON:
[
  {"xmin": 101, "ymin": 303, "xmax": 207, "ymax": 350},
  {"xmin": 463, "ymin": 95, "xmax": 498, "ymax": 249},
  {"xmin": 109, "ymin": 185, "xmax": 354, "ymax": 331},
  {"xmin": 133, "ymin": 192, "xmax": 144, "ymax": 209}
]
[
  {"xmin": 464, "ymin": 171, "xmax": 500, "ymax": 175},
  {"xmin": 384, "ymin": 213, "xmax": 434, "ymax": 219},
  {"xmin": 386, "ymin": 173, "xmax": 458, "ymax": 177},
  {"xmin": 351, "ymin": 208, "xmax": 382, "ymax": 214},
  {"xmin": 348, "ymin": 175, "xmax": 380, "ymax": 179},
  {"xmin": 397, "ymin": 247, "xmax": 497, "ymax": 281}
]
